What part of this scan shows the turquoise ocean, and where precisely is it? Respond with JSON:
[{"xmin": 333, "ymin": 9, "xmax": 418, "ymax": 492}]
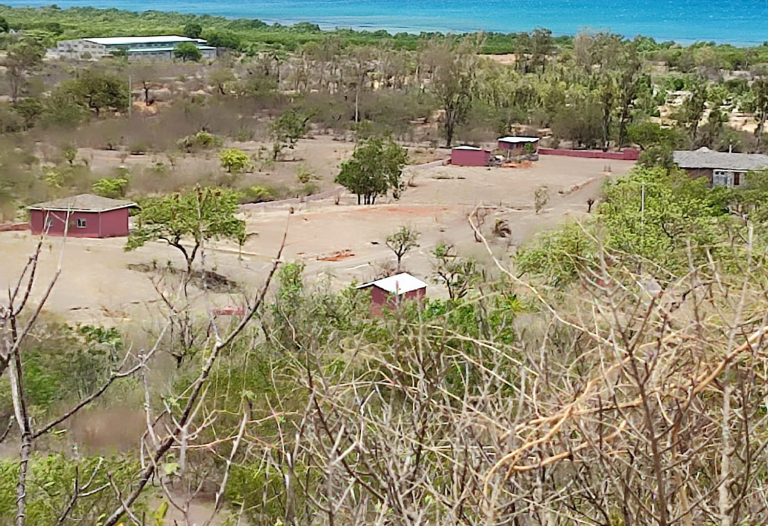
[{"xmin": 5, "ymin": 0, "xmax": 768, "ymax": 45}]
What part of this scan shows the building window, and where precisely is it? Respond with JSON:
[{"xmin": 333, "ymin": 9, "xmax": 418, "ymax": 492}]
[
  {"xmin": 713, "ymin": 170, "xmax": 735, "ymax": 188},
  {"xmin": 45, "ymin": 217, "xmax": 53, "ymax": 228},
  {"xmin": 76, "ymin": 218, "xmax": 87, "ymax": 228}
]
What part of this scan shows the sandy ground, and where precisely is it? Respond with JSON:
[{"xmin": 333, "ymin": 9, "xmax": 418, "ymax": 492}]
[
  {"xmin": 75, "ymin": 136, "xmax": 446, "ymax": 195},
  {"xmin": 0, "ymin": 156, "xmax": 634, "ymax": 324}
]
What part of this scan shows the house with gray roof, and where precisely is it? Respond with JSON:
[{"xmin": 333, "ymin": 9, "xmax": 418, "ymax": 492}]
[
  {"xmin": 673, "ymin": 147, "xmax": 768, "ymax": 187},
  {"xmin": 28, "ymin": 194, "xmax": 137, "ymax": 238}
]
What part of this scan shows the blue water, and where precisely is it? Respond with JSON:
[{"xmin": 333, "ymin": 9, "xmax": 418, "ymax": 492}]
[{"xmin": 6, "ymin": 0, "xmax": 768, "ymax": 45}]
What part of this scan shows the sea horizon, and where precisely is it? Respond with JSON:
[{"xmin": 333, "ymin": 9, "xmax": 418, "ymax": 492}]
[{"xmin": 4, "ymin": 0, "xmax": 768, "ymax": 46}]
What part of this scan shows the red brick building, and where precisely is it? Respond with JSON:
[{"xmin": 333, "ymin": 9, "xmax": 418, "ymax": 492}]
[
  {"xmin": 451, "ymin": 146, "xmax": 491, "ymax": 166},
  {"xmin": 28, "ymin": 194, "xmax": 137, "ymax": 238},
  {"xmin": 357, "ymin": 273, "xmax": 427, "ymax": 315}
]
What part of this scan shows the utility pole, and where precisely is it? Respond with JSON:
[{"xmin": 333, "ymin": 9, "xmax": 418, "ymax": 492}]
[{"xmin": 127, "ymin": 74, "xmax": 132, "ymax": 118}]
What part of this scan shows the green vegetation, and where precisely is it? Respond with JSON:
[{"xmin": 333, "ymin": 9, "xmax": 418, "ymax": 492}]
[
  {"xmin": 173, "ymin": 41, "xmax": 202, "ymax": 62},
  {"xmin": 125, "ymin": 185, "xmax": 246, "ymax": 272},
  {"xmin": 335, "ymin": 136, "xmax": 408, "ymax": 204}
]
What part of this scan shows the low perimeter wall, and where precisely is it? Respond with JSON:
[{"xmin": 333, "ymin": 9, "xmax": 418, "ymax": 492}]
[
  {"xmin": 539, "ymin": 148, "xmax": 640, "ymax": 161},
  {"xmin": 0, "ymin": 222, "xmax": 28, "ymax": 232}
]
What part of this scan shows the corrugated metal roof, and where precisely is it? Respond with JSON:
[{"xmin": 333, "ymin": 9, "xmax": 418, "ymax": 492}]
[
  {"xmin": 673, "ymin": 147, "xmax": 768, "ymax": 171},
  {"xmin": 84, "ymin": 36, "xmax": 206, "ymax": 46},
  {"xmin": 28, "ymin": 194, "xmax": 137, "ymax": 212},
  {"xmin": 125, "ymin": 46, "xmax": 217, "ymax": 53},
  {"xmin": 357, "ymin": 273, "xmax": 428, "ymax": 295},
  {"xmin": 453, "ymin": 146, "xmax": 484, "ymax": 151},
  {"xmin": 498, "ymin": 136, "xmax": 539, "ymax": 144}
]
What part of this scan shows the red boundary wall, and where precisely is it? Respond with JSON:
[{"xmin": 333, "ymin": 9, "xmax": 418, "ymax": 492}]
[
  {"xmin": 539, "ymin": 148, "xmax": 640, "ymax": 161},
  {"xmin": 0, "ymin": 223, "xmax": 28, "ymax": 232}
]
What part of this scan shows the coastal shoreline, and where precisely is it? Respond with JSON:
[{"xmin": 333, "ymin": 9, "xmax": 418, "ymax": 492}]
[{"xmin": 1, "ymin": 1, "xmax": 767, "ymax": 47}]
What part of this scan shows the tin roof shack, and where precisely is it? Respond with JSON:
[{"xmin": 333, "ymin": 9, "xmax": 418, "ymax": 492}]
[
  {"xmin": 497, "ymin": 137, "xmax": 539, "ymax": 160},
  {"xmin": 28, "ymin": 194, "xmax": 137, "ymax": 238},
  {"xmin": 451, "ymin": 146, "xmax": 491, "ymax": 167},
  {"xmin": 357, "ymin": 273, "xmax": 427, "ymax": 316},
  {"xmin": 673, "ymin": 147, "xmax": 768, "ymax": 187}
]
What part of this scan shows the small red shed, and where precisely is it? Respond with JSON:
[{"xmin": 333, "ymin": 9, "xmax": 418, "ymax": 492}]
[
  {"xmin": 497, "ymin": 136, "xmax": 539, "ymax": 156},
  {"xmin": 28, "ymin": 194, "xmax": 137, "ymax": 238},
  {"xmin": 451, "ymin": 146, "xmax": 491, "ymax": 167},
  {"xmin": 357, "ymin": 273, "xmax": 427, "ymax": 315}
]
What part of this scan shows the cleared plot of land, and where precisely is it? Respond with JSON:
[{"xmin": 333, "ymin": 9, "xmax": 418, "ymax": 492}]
[{"xmin": 0, "ymin": 156, "xmax": 634, "ymax": 323}]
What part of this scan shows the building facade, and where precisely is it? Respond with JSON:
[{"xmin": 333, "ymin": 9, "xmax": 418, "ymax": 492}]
[
  {"xmin": 451, "ymin": 146, "xmax": 491, "ymax": 167},
  {"xmin": 357, "ymin": 273, "xmax": 427, "ymax": 316},
  {"xmin": 497, "ymin": 136, "xmax": 539, "ymax": 157},
  {"xmin": 673, "ymin": 148, "xmax": 768, "ymax": 187},
  {"xmin": 55, "ymin": 35, "xmax": 217, "ymax": 60},
  {"xmin": 28, "ymin": 194, "xmax": 137, "ymax": 238}
]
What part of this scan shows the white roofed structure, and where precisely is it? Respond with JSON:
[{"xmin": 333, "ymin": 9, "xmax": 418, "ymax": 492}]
[
  {"xmin": 498, "ymin": 136, "xmax": 539, "ymax": 144},
  {"xmin": 358, "ymin": 273, "xmax": 428, "ymax": 296},
  {"xmin": 84, "ymin": 35, "xmax": 206, "ymax": 46}
]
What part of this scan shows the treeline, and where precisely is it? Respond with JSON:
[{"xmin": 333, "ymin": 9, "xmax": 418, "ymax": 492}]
[{"xmin": 3, "ymin": 4, "xmax": 768, "ymax": 60}]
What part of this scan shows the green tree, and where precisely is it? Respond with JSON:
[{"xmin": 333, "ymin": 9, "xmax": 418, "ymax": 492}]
[
  {"xmin": 429, "ymin": 36, "xmax": 479, "ymax": 147},
  {"xmin": 183, "ymin": 22, "xmax": 203, "ymax": 39},
  {"xmin": 174, "ymin": 42, "xmax": 202, "ymax": 62},
  {"xmin": 534, "ymin": 185, "xmax": 549, "ymax": 214},
  {"xmin": 4, "ymin": 38, "xmax": 44, "ymax": 104},
  {"xmin": 676, "ymin": 81, "xmax": 708, "ymax": 144},
  {"xmin": 206, "ymin": 31, "xmax": 241, "ymax": 50},
  {"xmin": 386, "ymin": 225, "xmax": 420, "ymax": 272},
  {"xmin": 61, "ymin": 144, "xmax": 77, "ymax": 165},
  {"xmin": 125, "ymin": 186, "xmax": 246, "ymax": 273},
  {"xmin": 752, "ymin": 79, "xmax": 768, "ymax": 151},
  {"xmin": 431, "ymin": 243, "xmax": 480, "ymax": 300},
  {"xmin": 0, "ymin": 16, "xmax": 9, "ymax": 33},
  {"xmin": 219, "ymin": 148, "xmax": 253, "ymax": 173},
  {"xmin": 92, "ymin": 177, "xmax": 129, "ymax": 198},
  {"xmin": 62, "ymin": 69, "xmax": 129, "ymax": 116},
  {"xmin": 335, "ymin": 136, "xmax": 409, "ymax": 205},
  {"xmin": 270, "ymin": 109, "xmax": 310, "ymax": 160}
]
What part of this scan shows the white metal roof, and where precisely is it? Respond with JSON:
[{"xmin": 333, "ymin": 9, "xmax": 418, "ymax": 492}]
[
  {"xmin": 357, "ymin": 273, "xmax": 428, "ymax": 295},
  {"xmin": 498, "ymin": 136, "xmax": 539, "ymax": 144},
  {"xmin": 84, "ymin": 36, "xmax": 206, "ymax": 46},
  {"xmin": 453, "ymin": 145, "xmax": 485, "ymax": 151}
]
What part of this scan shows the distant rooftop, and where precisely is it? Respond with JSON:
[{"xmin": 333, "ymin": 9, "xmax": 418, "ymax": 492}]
[
  {"xmin": 453, "ymin": 145, "xmax": 485, "ymax": 151},
  {"xmin": 358, "ymin": 273, "xmax": 428, "ymax": 295},
  {"xmin": 28, "ymin": 194, "xmax": 137, "ymax": 212},
  {"xmin": 498, "ymin": 136, "xmax": 539, "ymax": 144},
  {"xmin": 673, "ymin": 147, "xmax": 768, "ymax": 171},
  {"xmin": 84, "ymin": 35, "xmax": 206, "ymax": 46}
]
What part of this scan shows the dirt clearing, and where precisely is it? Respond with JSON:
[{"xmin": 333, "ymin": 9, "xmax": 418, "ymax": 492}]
[{"xmin": 0, "ymin": 156, "xmax": 635, "ymax": 321}]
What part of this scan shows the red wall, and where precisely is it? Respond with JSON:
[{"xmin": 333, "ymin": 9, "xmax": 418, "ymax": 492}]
[
  {"xmin": 29, "ymin": 209, "xmax": 130, "ymax": 237},
  {"xmin": 538, "ymin": 148, "xmax": 640, "ymax": 161},
  {"xmin": 451, "ymin": 149, "xmax": 490, "ymax": 167},
  {"xmin": 366, "ymin": 285, "xmax": 426, "ymax": 316},
  {"xmin": 99, "ymin": 208, "xmax": 130, "ymax": 237}
]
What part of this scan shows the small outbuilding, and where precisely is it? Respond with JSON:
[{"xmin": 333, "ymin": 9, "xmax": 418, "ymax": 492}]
[
  {"xmin": 451, "ymin": 146, "xmax": 491, "ymax": 167},
  {"xmin": 28, "ymin": 194, "xmax": 137, "ymax": 238},
  {"xmin": 497, "ymin": 136, "xmax": 539, "ymax": 157},
  {"xmin": 673, "ymin": 147, "xmax": 768, "ymax": 187},
  {"xmin": 357, "ymin": 273, "xmax": 427, "ymax": 314}
]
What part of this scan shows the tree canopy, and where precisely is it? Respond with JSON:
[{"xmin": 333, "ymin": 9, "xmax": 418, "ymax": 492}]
[
  {"xmin": 335, "ymin": 136, "xmax": 409, "ymax": 205},
  {"xmin": 125, "ymin": 186, "xmax": 246, "ymax": 272},
  {"xmin": 174, "ymin": 42, "xmax": 202, "ymax": 62}
]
